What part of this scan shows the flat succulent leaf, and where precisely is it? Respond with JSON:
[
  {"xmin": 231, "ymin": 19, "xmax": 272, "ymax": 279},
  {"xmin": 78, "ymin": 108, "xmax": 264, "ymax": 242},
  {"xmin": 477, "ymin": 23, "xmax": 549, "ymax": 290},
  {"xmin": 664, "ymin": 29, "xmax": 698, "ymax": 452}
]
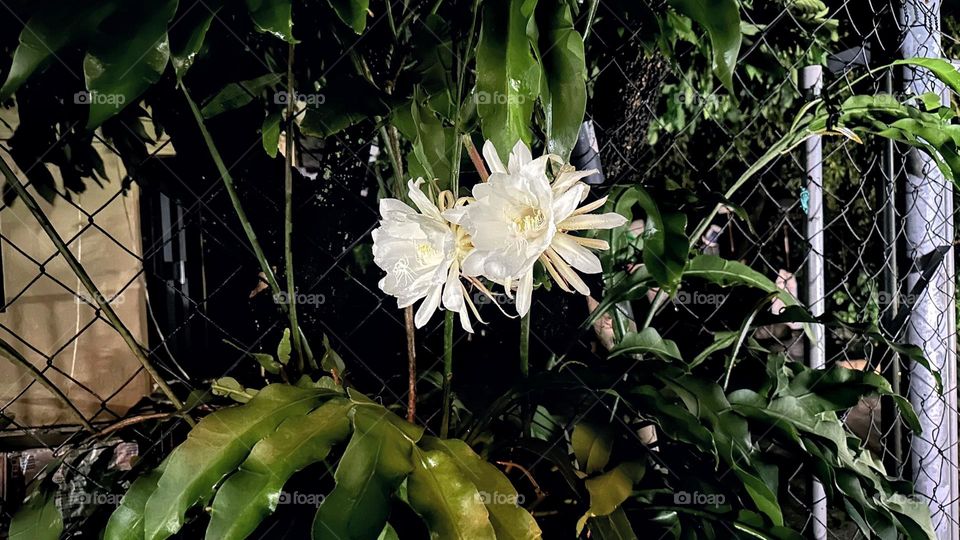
[
  {"xmin": 536, "ymin": 0, "xmax": 586, "ymax": 160},
  {"xmin": 83, "ymin": 0, "xmax": 179, "ymax": 129},
  {"xmin": 685, "ymin": 254, "xmax": 799, "ymax": 308},
  {"xmin": 571, "ymin": 422, "xmax": 614, "ymax": 474},
  {"xmin": 407, "ymin": 443, "xmax": 497, "ymax": 539},
  {"xmin": 667, "ymin": 0, "xmax": 741, "ymax": 92},
  {"xmin": 170, "ymin": 0, "xmax": 224, "ymax": 77},
  {"xmin": 262, "ymin": 111, "xmax": 283, "ymax": 158},
  {"xmin": 476, "ymin": 0, "xmax": 541, "ymax": 156},
  {"xmin": 423, "ymin": 437, "xmax": 542, "ymax": 539},
  {"xmin": 245, "ymin": 0, "xmax": 295, "ymax": 42},
  {"xmin": 576, "ymin": 462, "xmax": 646, "ymax": 535},
  {"xmin": 630, "ymin": 187, "xmax": 689, "ymax": 293},
  {"xmin": 104, "ymin": 463, "xmax": 166, "ymax": 540},
  {"xmin": 143, "ymin": 385, "xmax": 335, "ymax": 540},
  {"xmin": 201, "ymin": 73, "xmax": 283, "ymax": 118},
  {"xmin": 327, "ymin": 0, "xmax": 369, "ymax": 33},
  {"xmin": 299, "ymin": 74, "xmax": 396, "ymax": 138},
  {"xmin": 206, "ymin": 399, "xmax": 353, "ymax": 540},
  {"xmin": 9, "ymin": 489, "xmax": 62, "ymax": 540},
  {"xmin": 609, "ymin": 327, "xmax": 682, "ymax": 362},
  {"xmin": 587, "ymin": 507, "xmax": 637, "ymax": 540},
  {"xmin": 0, "ymin": 1, "xmax": 118, "ymax": 100},
  {"xmin": 313, "ymin": 403, "xmax": 424, "ymax": 540}
]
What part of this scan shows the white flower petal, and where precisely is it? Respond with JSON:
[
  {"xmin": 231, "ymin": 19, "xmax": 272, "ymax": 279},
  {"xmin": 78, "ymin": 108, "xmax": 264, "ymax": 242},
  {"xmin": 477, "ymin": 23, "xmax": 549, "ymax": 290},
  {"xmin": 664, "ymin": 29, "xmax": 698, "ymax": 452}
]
[
  {"xmin": 441, "ymin": 206, "xmax": 468, "ymax": 224},
  {"xmin": 379, "ymin": 198, "xmax": 415, "ymax": 221},
  {"xmin": 553, "ymin": 233, "xmax": 603, "ymax": 274},
  {"xmin": 560, "ymin": 212, "xmax": 628, "ymax": 231},
  {"xmin": 516, "ymin": 268, "xmax": 534, "ymax": 316},
  {"xmin": 415, "ymin": 285, "xmax": 443, "ymax": 328},
  {"xmin": 552, "ymin": 183, "xmax": 588, "ymax": 223},
  {"xmin": 552, "ymin": 169, "xmax": 595, "ymax": 194},
  {"xmin": 546, "ymin": 248, "xmax": 590, "ymax": 295},
  {"xmin": 407, "ymin": 179, "xmax": 442, "ymax": 221},
  {"xmin": 483, "ymin": 140, "xmax": 507, "ymax": 174},
  {"xmin": 462, "ymin": 250, "xmax": 485, "ymax": 276},
  {"xmin": 509, "ymin": 140, "xmax": 533, "ymax": 172}
]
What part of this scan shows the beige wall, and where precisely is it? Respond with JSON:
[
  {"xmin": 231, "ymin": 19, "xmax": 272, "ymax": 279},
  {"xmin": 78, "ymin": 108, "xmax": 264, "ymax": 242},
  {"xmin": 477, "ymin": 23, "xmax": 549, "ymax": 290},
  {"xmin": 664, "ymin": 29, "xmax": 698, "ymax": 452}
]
[{"xmin": 0, "ymin": 110, "xmax": 167, "ymax": 427}]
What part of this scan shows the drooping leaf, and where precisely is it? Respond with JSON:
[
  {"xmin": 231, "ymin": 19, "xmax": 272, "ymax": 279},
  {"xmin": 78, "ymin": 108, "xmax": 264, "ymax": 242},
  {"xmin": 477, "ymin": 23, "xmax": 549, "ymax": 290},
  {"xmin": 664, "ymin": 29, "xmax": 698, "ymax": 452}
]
[
  {"xmin": 0, "ymin": 1, "xmax": 118, "ymax": 100},
  {"xmin": 571, "ymin": 422, "xmax": 614, "ymax": 474},
  {"xmin": 299, "ymin": 75, "xmax": 396, "ymax": 138},
  {"xmin": 893, "ymin": 58, "xmax": 960, "ymax": 97},
  {"xmin": 685, "ymin": 255, "xmax": 798, "ymax": 308},
  {"xmin": 629, "ymin": 187, "xmax": 689, "ymax": 293},
  {"xmin": 667, "ymin": 0, "xmax": 741, "ymax": 92},
  {"xmin": 201, "ymin": 73, "xmax": 283, "ymax": 118},
  {"xmin": 313, "ymin": 401, "xmax": 424, "ymax": 540},
  {"xmin": 206, "ymin": 399, "xmax": 353, "ymax": 540},
  {"xmin": 476, "ymin": 0, "xmax": 541, "ymax": 156},
  {"xmin": 576, "ymin": 462, "xmax": 646, "ymax": 535},
  {"xmin": 83, "ymin": 0, "xmax": 179, "ymax": 129},
  {"xmin": 169, "ymin": 0, "xmax": 223, "ymax": 78},
  {"xmin": 143, "ymin": 385, "xmax": 334, "ymax": 540},
  {"xmin": 321, "ymin": 333, "xmax": 347, "ymax": 374},
  {"xmin": 104, "ymin": 463, "xmax": 166, "ymax": 540},
  {"xmin": 536, "ymin": 0, "xmax": 586, "ymax": 160},
  {"xmin": 327, "ymin": 0, "xmax": 369, "ymax": 33},
  {"xmin": 9, "ymin": 489, "xmax": 62, "ymax": 540},
  {"xmin": 609, "ymin": 327, "xmax": 682, "ymax": 362},
  {"xmin": 407, "ymin": 443, "xmax": 498, "ymax": 539},
  {"xmin": 422, "ymin": 438, "xmax": 542, "ymax": 540},
  {"xmin": 262, "ymin": 111, "xmax": 282, "ymax": 158},
  {"xmin": 245, "ymin": 0, "xmax": 295, "ymax": 42}
]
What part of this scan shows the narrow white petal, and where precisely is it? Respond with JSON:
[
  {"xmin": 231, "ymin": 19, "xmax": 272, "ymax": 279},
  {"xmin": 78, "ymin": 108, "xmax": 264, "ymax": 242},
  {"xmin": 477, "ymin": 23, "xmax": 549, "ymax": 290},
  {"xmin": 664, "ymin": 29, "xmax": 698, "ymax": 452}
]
[
  {"xmin": 379, "ymin": 198, "xmax": 415, "ymax": 220},
  {"xmin": 574, "ymin": 236, "xmax": 610, "ymax": 251},
  {"xmin": 571, "ymin": 195, "xmax": 608, "ymax": 216},
  {"xmin": 552, "ymin": 183, "xmax": 588, "ymax": 223},
  {"xmin": 552, "ymin": 169, "xmax": 595, "ymax": 194},
  {"xmin": 516, "ymin": 269, "xmax": 534, "ymax": 316},
  {"xmin": 560, "ymin": 212, "xmax": 628, "ymax": 231},
  {"xmin": 553, "ymin": 233, "xmax": 603, "ymax": 274},
  {"xmin": 483, "ymin": 140, "xmax": 507, "ymax": 174},
  {"xmin": 546, "ymin": 248, "xmax": 591, "ymax": 295},
  {"xmin": 407, "ymin": 179, "xmax": 443, "ymax": 221},
  {"xmin": 509, "ymin": 140, "xmax": 533, "ymax": 172},
  {"xmin": 442, "ymin": 206, "xmax": 468, "ymax": 224},
  {"xmin": 442, "ymin": 264, "xmax": 464, "ymax": 312},
  {"xmin": 415, "ymin": 285, "xmax": 443, "ymax": 328}
]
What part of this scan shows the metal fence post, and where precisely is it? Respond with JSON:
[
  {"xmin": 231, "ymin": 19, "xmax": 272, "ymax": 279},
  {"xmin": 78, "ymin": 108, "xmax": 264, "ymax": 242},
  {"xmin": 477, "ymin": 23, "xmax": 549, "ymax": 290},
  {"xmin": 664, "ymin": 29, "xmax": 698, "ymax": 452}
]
[
  {"xmin": 899, "ymin": 0, "xmax": 959, "ymax": 537},
  {"xmin": 800, "ymin": 64, "xmax": 827, "ymax": 540}
]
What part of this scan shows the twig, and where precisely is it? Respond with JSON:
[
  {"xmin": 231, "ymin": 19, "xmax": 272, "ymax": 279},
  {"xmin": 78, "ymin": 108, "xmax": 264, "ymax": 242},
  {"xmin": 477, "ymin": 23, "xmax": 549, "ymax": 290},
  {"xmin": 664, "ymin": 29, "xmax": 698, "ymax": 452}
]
[
  {"xmin": 0, "ymin": 154, "xmax": 193, "ymax": 426},
  {"xmin": 284, "ymin": 40, "xmax": 306, "ymax": 370},
  {"xmin": 462, "ymin": 134, "xmax": 489, "ymax": 181},
  {"xmin": 405, "ymin": 305, "xmax": 417, "ymax": 422},
  {"xmin": 496, "ymin": 460, "xmax": 546, "ymax": 499},
  {"xmin": 440, "ymin": 310, "xmax": 454, "ymax": 437},
  {"xmin": 85, "ymin": 412, "xmax": 172, "ymax": 441}
]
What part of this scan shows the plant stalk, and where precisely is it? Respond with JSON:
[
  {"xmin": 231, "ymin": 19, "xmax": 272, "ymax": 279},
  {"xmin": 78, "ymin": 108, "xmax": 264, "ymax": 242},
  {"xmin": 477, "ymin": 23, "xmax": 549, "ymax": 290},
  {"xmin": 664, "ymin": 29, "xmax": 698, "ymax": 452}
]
[
  {"xmin": 0, "ymin": 154, "xmax": 192, "ymax": 425},
  {"xmin": 405, "ymin": 305, "xmax": 417, "ymax": 422},
  {"xmin": 440, "ymin": 310, "xmax": 455, "ymax": 437},
  {"xmin": 284, "ymin": 41, "xmax": 305, "ymax": 371},
  {"xmin": 181, "ymin": 85, "xmax": 316, "ymax": 368}
]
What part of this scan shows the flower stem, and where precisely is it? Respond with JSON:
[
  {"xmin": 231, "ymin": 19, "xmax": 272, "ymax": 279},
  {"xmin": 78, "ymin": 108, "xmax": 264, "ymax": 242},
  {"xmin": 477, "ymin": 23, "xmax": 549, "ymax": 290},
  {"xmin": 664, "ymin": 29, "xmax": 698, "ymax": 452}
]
[
  {"xmin": 284, "ymin": 41, "xmax": 305, "ymax": 371},
  {"xmin": 462, "ymin": 134, "xmax": 489, "ymax": 181},
  {"xmin": 440, "ymin": 310, "xmax": 455, "ymax": 438},
  {"xmin": 519, "ymin": 310, "xmax": 532, "ymax": 436},
  {"xmin": 405, "ymin": 306, "xmax": 417, "ymax": 423},
  {"xmin": 181, "ymin": 85, "xmax": 316, "ymax": 368}
]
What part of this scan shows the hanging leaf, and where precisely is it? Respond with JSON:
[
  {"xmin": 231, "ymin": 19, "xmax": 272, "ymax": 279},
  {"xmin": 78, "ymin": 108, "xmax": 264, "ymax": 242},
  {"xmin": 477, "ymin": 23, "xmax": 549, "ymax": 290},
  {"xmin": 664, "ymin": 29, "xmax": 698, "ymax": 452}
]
[
  {"xmin": 201, "ymin": 73, "xmax": 283, "ymax": 118},
  {"xmin": 476, "ymin": 0, "xmax": 541, "ymax": 157},
  {"xmin": 83, "ymin": 0, "xmax": 179, "ymax": 129},
  {"xmin": 685, "ymin": 255, "xmax": 799, "ymax": 308},
  {"xmin": 277, "ymin": 328, "xmax": 292, "ymax": 365},
  {"xmin": 667, "ymin": 0, "xmax": 741, "ymax": 93},
  {"xmin": 206, "ymin": 399, "xmax": 353, "ymax": 540},
  {"xmin": 327, "ymin": 0, "xmax": 369, "ymax": 33},
  {"xmin": 9, "ymin": 489, "xmax": 62, "ymax": 540},
  {"xmin": 142, "ymin": 385, "xmax": 334, "ymax": 540},
  {"xmin": 170, "ymin": 0, "xmax": 224, "ymax": 78},
  {"xmin": 609, "ymin": 327, "xmax": 682, "ymax": 362},
  {"xmin": 245, "ymin": 0, "xmax": 295, "ymax": 42},
  {"xmin": 536, "ymin": 0, "xmax": 586, "ymax": 160},
  {"xmin": 576, "ymin": 462, "xmax": 646, "ymax": 535},
  {"xmin": 262, "ymin": 111, "xmax": 282, "ymax": 158},
  {"xmin": 299, "ymin": 75, "xmax": 396, "ymax": 138},
  {"xmin": 571, "ymin": 422, "xmax": 614, "ymax": 474},
  {"xmin": 620, "ymin": 187, "xmax": 689, "ymax": 293},
  {"xmin": 321, "ymin": 334, "xmax": 347, "ymax": 374}
]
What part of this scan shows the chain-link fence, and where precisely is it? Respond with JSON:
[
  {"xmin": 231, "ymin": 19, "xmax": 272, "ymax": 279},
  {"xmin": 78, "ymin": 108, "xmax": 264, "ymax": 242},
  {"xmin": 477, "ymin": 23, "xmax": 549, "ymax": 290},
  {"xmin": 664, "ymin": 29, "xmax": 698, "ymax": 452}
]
[{"xmin": 1, "ymin": 0, "xmax": 960, "ymax": 538}]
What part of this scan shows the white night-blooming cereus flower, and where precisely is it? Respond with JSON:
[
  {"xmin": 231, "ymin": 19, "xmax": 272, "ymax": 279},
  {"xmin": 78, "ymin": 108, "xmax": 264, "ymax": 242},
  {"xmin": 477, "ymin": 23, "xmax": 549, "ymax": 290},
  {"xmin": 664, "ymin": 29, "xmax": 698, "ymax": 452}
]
[
  {"xmin": 444, "ymin": 140, "xmax": 628, "ymax": 316},
  {"xmin": 372, "ymin": 179, "xmax": 476, "ymax": 332}
]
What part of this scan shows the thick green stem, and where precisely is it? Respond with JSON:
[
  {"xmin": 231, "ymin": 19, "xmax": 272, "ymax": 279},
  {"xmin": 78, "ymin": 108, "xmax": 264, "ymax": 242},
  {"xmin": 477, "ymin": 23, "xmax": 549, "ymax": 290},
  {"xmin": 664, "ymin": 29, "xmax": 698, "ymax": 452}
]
[
  {"xmin": 0, "ymin": 154, "xmax": 192, "ymax": 425},
  {"xmin": 284, "ymin": 41, "xmax": 305, "ymax": 370},
  {"xmin": 181, "ymin": 85, "xmax": 316, "ymax": 368},
  {"xmin": 519, "ymin": 310, "xmax": 532, "ymax": 435},
  {"xmin": 0, "ymin": 335, "xmax": 92, "ymax": 430},
  {"xmin": 440, "ymin": 310, "xmax": 455, "ymax": 438}
]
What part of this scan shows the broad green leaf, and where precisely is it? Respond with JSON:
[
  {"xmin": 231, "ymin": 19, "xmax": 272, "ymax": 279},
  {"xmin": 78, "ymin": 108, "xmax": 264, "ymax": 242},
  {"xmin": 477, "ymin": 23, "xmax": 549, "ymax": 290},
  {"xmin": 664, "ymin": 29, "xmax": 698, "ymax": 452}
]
[
  {"xmin": 571, "ymin": 422, "xmax": 614, "ymax": 474},
  {"xmin": 536, "ymin": 0, "xmax": 586, "ymax": 160},
  {"xmin": 245, "ymin": 0, "xmax": 295, "ymax": 42},
  {"xmin": 609, "ymin": 327, "xmax": 682, "ymax": 362},
  {"xmin": 377, "ymin": 523, "xmax": 400, "ymax": 540},
  {"xmin": 685, "ymin": 254, "xmax": 798, "ymax": 308},
  {"xmin": 628, "ymin": 386, "xmax": 716, "ymax": 457},
  {"xmin": 893, "ymin": 58, "xmax": 960, "ymax": 97},
  {"xmin": 585, "ymin": 266, "xmax": 653, "ymax": 327},
  {"xmin": 476, "ymin": 0, "xmax": 541, "ymax": 156},
  {"xmin": 313, "ymin": 403, "xmax": 424, "ymax": 540},
  {"xmin": 576, "ymin": 462, "xmax": 645, "ymax": 535},
  {"xmin": 169, "ymin": 0, "xmax": 223, "ymax": 77},
  {"xmin": 667, "ymin": 0, "xmax": 741, "ymax": 92},
  {"xmin": 104, "ymin": 464, "xmax": 166, "ymax": 540},
  {"xmin": 206, "ymin": 399, "xmax": 353, "ymax": 540},
  {"xmin": 262, "ymin": 111, "xmax": 282, "ymax": 158},
  {"xmin": 632, "ymin": 187, "xmax": 689, "ymax": 293},
  {"xmin": 328, "ymin": 0, "xmax": 369, "ymax": 33},
  {"xmin": 0, "ymin": 1, "xmax": 118, "ymax": 100},
  {"xmin": 277, "ymin": 327, "xmax": 292, "ymax": 364},
  {"xmin": 299, "ymin": 75, "xmax": 395, "ymax": 138},
  {"xmin": 587, "ymin": 507, "xmax": 637, "ymax": 540},
  {"xmin": 407, "ymin": 444, "xmax": 497, "ymax": 539},
  {"xmin": 9, "ymin": 490, "xmax": 62, "ymax": 540},
  {"xmin": 83, "ymin": 0, "xmax": 179, "ymax": 129},
  {"xmin": 144, "ymin": 385, "xmax": 333, "ymax": 540},
  {"xmin": 201, "ymin": 74, "xmax": 283, "ymax": 118},
  {"xmin": 422, "ymin": 438, "xmax": 542, "ymax": 540}
]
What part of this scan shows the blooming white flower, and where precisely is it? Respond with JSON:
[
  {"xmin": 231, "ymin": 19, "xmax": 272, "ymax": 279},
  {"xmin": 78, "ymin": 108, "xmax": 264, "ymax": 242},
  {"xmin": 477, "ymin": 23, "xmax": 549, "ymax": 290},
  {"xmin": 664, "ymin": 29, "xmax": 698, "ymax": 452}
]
[
  {"xmin": 372, "ymin": 179, "xmax": 474, "ymax": 332},
  {"xmin": 445, "ymin": 140, "xmax": 628, "ymax": 316}
]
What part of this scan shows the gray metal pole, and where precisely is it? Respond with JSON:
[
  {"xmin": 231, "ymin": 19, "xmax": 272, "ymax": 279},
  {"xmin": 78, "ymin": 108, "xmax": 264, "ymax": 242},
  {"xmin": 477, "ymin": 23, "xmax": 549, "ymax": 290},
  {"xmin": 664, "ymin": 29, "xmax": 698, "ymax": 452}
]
[
  {"xmin": 800, "ymin": 64, "xmax": 828, "ymax": 540},
  {"xmin": 899, "ymin": 1, "xmax": 959, "ymax": 537}
]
